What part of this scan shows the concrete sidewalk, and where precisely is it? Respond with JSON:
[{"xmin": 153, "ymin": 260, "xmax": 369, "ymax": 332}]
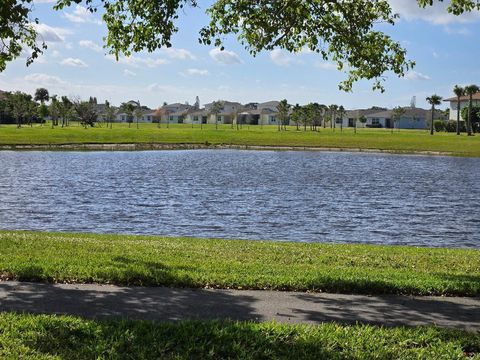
[{"xmin": 0, "ymin": 281, "xmax": 478, "ymax": 331}]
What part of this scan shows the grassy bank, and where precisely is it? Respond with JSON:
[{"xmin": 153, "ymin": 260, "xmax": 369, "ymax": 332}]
[
  {"xmin": 0, "ymin": 123, "xmax": 480, "ymax": 156},
  {"xmin": 0, "ymin": 313, "xmax": 479, "ymax": 359},
  {"xmin": 0, "ymin": 231, "xmax": 478, "ymax": 296}
]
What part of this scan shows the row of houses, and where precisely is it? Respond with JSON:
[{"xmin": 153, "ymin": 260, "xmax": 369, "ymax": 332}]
[{"xmin": 108, "ymin": 99, "xmax": 451, "ymax": 129}]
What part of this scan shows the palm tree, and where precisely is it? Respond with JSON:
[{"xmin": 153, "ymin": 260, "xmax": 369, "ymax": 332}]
[
  {"xmin": 453, "ymin": 85, "xmax": 465, "ymax": 135},
  {"xmin": 465, "ymin": 84, "xmax": 479, "ymax": 136},
  {"xmin": 329, "ymin": 104, "xmax": 338, "ymax": 130},
  {"xmin": 337, "ymin": 105, "xmax": 345, "ymax": 132},
  {"xmin": 34, "ymin": 88, "xmax": 49, "ymax": 104},
  {"xmin": 426, "ymin": 94, "xmax": 442, "ymax": 135}
]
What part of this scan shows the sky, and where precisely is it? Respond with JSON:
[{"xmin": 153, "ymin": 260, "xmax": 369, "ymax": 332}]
[{"xmin": 1, "ymin": 0, "xmax": 479, "ymax": 109}]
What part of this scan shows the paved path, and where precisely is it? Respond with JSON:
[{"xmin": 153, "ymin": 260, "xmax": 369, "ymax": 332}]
[{"xmin": 0, "ymin": 281, "xmax": 478, "ymax": 331}]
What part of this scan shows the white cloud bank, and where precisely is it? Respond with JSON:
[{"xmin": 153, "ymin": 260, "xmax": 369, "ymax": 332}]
[
  {"xmin": 79, "ymin": 40, "xmax": 103, "ymax": 53},
  {"xmin": 209, "ymin": 48, "xmax": 242, "ymax": 65},
  {"xmin": 404, "ymin": 70, "xmax": 431, "ymax": 81},
  {"xmin": 60, "ymin": 58, "xmax": 88, "ymax": 68},
  {"xmin": 181, "ymin": 68, "xmax": 209, "ymax": 76},
  {"xmin": 389, "ymin": 0, "xmax": 480, "ymax": 25},
  {"xmin": 64, "ymin": 5, "xmax": 102, "ymax": 25}
]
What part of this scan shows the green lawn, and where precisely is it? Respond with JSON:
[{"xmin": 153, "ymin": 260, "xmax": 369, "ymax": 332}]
[
  {"xmin": 1, "ymin": 123, "xmax": 480, "ymax": 156},
  {"xmin": 0, "ymin": 313, "xmax": 478, "ymax": 359},
  {"xmin": 1, "ymin": 231, "xmax": 478, "ymax": 296}
]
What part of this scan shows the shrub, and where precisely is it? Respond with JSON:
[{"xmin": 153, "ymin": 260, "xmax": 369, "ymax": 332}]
[
  {"xmin": 445, "ymin": 120, "xmax": 466, "ymax": 133},
  {"xmin": 433, "ymin": 120, "xmax": 445, "ymax": 132}
]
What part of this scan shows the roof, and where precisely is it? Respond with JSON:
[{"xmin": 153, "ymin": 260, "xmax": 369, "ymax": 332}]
[
  {"xmin": 444, "ymin": 92, "xmax": 480, "ymax": 102},
  {"xmin": 345, "ymin": 109, "xmax": 384, "ymax": 118},
  {"xmin": 367, "ymin": 107, "xmax": 429, "ymax": 119},
  {"xmin": 187, "ymin": 109, "xmax": 209, "ymax": 116}
]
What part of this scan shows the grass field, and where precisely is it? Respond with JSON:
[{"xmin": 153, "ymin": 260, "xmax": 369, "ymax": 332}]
[
  {"xmin": 1, "ymin": 122, "xmax": 480, "ymax": 156},
  {"xmin": 0, "ymin": 313, "xmax": 478, "ymax": 359},
  {"xmin": 1, "ymin": 231, "xmax": 478, "ymax": 296}
]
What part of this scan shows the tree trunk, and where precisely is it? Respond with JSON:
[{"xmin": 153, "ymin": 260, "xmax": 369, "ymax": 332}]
[
  {"xmin": 467, "ymin": 96, "xmax": 473, "ymax": 136},
  {"xmin": 354, "ymin": 119, "xmax": 357, "ymax": 134},
  {"xmin": 456, "ymin": 98, "xmax": 461, "ymax": 135},
  {"xmin": 430, "ymin": 105, "xmax": 434, "ymax": 135}
]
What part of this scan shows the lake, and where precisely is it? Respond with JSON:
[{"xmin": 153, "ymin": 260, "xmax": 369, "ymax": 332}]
[{"xmin": 0, "ymin": 150, "xmax": 478, "ymax": 248}]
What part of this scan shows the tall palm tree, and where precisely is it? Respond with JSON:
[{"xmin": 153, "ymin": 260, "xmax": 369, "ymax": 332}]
[
  {"xmin": 426, "ymin": 94, "xmax": 442, "ymax": 135},
  {"xmin": 329, "ymin": 104, "xmax": 338, "ymax": 130},
  {"xmin": 465, "ymin": 84, "xmax": 479, "ymax": 136},
  {"xmin": 453, "ymin": 85, "xmax": 465, "ymax": 135}
]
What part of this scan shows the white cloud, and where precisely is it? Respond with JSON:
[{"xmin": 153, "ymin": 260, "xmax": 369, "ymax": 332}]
[
  {"xmin": 107, "ymin": 54, "xmax": 168, "ymax": 68},
  {"xmin": 315, "ymin": 61, "xmax": 337, "ymax": 71},
  {"xmin": 31, "ymin": 23, "xmax": 71, "ymax": 43},
  {"xmin": 389, "ymin": 0, "xmax": 480, "ymax": 25},
  {"xmin": 60, "ymin": 58, "xmax": 88, "ymax": 68},
  {"xmin": 444, "ymin": 26, "xmax": 472, "ymax": 35},
  {"xmin": 24, "ymin": 73, "xmax": 67, "ymax": 87},
  {"xmin": 163, "ymin": 48, "xmax": 196, "ymax": 60},
  {"xmin": 404, "ymin": 70, "xmax": 431, "ymax": 81},
  {"xmin": 33, "ymin": 0, "xmax": 56, "ymax": 3},
  {"xmin": 209, "ymin": 48, "xmax": 242, "ymax": 65},
  {"xmin": 64, "ymin": 5, "xmax": 102, "ymax": 25},
  {"xmin": 123, "ymin": 69, "xmax": 136, "ymax": 77},
  {"xmin": 269, "ymin": 49, "xmax": 295, "ymax": 67},
  {"xmin": 79, "ymin": 40, "xmax": 103, "ymax": 53},
  {"xmin": 181, "ymin": 68, "xmax": 209, "ymax": 76},
  {"xmin": 432, "ymin": 51, "xmax": 439, "ymax": 58}
]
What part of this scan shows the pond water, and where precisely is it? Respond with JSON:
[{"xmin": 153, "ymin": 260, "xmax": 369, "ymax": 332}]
[{"xmin": 0, "ymin": 150, "xmax": 479, "ymax": 248}]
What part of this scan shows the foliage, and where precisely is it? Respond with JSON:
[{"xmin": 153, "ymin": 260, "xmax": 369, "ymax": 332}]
[
  {"xmin": 0, "ymin": 0, "xmax": 47, "ymax": 72},
  {"xmin": 276, "ymin": 99, "xmax": 290, "ymax": 130},
  {"xmin": 461, "ymin": 105, "xmax": 480, "ymax": 133},
  {"xmin": 0, "ymin": 313, "xmax": 479, "ymax": 359},
  {"xmin": 359, "ymin": 115, "xmax": 367, "ymax": 123},
  {"xmin": 445, "ymin": 120, "xmax": 466, "ymax": 133},
  {"xmin": 4, "ymin": 91, "xmax": 38, "ymax": 127},
  {"xmin": 34, "ymin": 88, "xmax": 49, "ymax": 104},
  {"xmin": 120, "ymin": 102, "xmax": 135, "ymax": 125},
  {"xmin": 434, "ymin": 120, "xmax": 446, "ymax": 132},
  {"xmin": 73, "ymin": 99, "xmax": 97, "ymax": 127},
  {"xmin": 392, "ymin": 106, "xmax": 406, "ymax": 127},
  {"xmin": 2, "ymin": 1, "xmax": 480, "ymax": 90},
  {"xmin": 426, "ymin": 94, "xmax": 442, "ymax": 135},
  {"xmin": 1, "ymin": 230, "xmax": 479, "ymax": 296}
]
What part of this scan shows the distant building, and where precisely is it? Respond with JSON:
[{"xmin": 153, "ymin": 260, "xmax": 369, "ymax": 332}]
[{"xmin": 444, "ymin": 92, "xmax": 480, "ymax": 121}]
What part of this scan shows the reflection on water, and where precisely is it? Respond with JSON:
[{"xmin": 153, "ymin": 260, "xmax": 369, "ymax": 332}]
[{"xmin": 0, "ymin": 150, "xmax": 478, "ymax": 248}]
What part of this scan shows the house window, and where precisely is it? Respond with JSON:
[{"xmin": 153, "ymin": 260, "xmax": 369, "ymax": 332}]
[
  {"xmin": 122, "ymin": 115, "xmax": 126, "ymax": 122},
  {"xmin": 193, "ymin": 116, "xmax": 198, "ymax": 122},
  {"xmin": 169, "ymin": 116, "xmax": 174, "ymax": 121},
  {"xmin": 371, "ymin": 118, "xmax": 380, "ymax": 125},
  {"xmin": 147, "ymin": 116, "xmax": 151, "ymax": 122},
  {"xmin": 217, "ymin": 115, "xmax": 222, "ymax": 122},
  {"xmin": 270, "ymin": 116, "xmax": 276, "ymax": 122},
  {"xmin": 336, "ymin": 118, "xmax": 342, "ymax": 124}
]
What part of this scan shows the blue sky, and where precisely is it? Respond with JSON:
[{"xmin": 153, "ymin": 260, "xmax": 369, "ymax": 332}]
[{"xmin": 1, "ymin": 0, "xmax": 479, "ymax": 109}]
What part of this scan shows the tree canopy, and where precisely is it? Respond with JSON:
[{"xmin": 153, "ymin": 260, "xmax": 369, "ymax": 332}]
[{"xmin": 1, "ymin": 0, "xmax": 479, "ymax": 91}]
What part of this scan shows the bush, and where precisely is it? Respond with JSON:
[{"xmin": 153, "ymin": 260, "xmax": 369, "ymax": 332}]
[
  {"xmin": 366, "ymin": 123, "xmax": 382, "ymax": 128},
  {"xmin": 434, "ymin": 120, "xmax": 445, "ymax": 132},
  {"xmin": 445, "ymin": 120, "xmax": 466, "ymax": 133}
]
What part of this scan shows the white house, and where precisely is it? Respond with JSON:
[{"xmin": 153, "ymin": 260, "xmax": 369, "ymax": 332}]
[
  {"xmin": 364, "ymin": 108, "xmax": 430, "ymax": 129},
  {"xmin": 444, "ymin": 92, "xmax": 480, "ymax": 121},
  {"xmin": 204, "ymin": 101, "xmax": 243, "ymax": 124},
  {"xmin": 184, "ymin": 109, "xmax": 209, "ymax": 124}
]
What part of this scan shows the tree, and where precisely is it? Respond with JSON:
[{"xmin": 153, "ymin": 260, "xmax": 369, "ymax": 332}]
[
  {"xmin": 104, "ymin": 100, "xmax": 116, "ymax": 129},
  {"xmin": 277, "ymin": 99, "xmax": 290, "ymax": 131},
  {"xmin": 121, "ymin": 102, "xmax": 135, "ymax": 128},
  {"xmin": 74, "ymin": 99, "xmax": 97, "ymax": 128},
  {"xmin": 59, "ymin": 96, "xmax": 72, "ymax": 127},
  {"xmin": 329, "ymin": 105, "xmax": 338, "ymax": 130},
  {"xmin": 49, "ymin": 95, "xmax": 60, "ymax": 128},
  {"xmin": 210, "ymin": 100, "xmax": 224, "ymax": 130},
  {"xmin": 4, "ymin": 1, "xmax": 480, "ymax": 91},
  {"xmin": 290, "ymin": 104, "xmax": 302, "ymax": 131},
  {"xmin": 34, "ymin": 88, "xmax": 49, "ymax": 104},
  {"xmin": 426, "ymin": 95, "xmax": 442, "ymax": 136},
  {"xmin": 134, "ymin": 105, "xmax": 143, "ymax": 129},
  {"xmin": 453, "ymin": 85, "xmax": 465, "ymax": 135},
  {"xmin": 337, "ymin": 105, "xmax": 346, "ymax": 132},
  {"xmin": 7, "ymin": 91, "xmax": 34, "ymax": 128},
  {"xmin": 464, "ymin": 84, "xmax": 479, "ymax": 136},
  {"xmin": 392, "ymin": 106, "xmax": 406, "ymax": 133}
]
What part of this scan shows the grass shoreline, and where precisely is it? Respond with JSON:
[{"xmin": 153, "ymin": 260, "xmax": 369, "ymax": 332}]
[
  {"xmin": 1, "ymin": 314, "xmax": 478, "ymax": 359},
  {"xmin": 1, "ymin": 123, "xmax": 479, "ymax": 157},
  {"xmin": 0, "ymin": 142, "xmax": 460, "ymax": 157},
  {"xmin": 1, "ymin": 231, "xmax": 478, "ymax": 297}
]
